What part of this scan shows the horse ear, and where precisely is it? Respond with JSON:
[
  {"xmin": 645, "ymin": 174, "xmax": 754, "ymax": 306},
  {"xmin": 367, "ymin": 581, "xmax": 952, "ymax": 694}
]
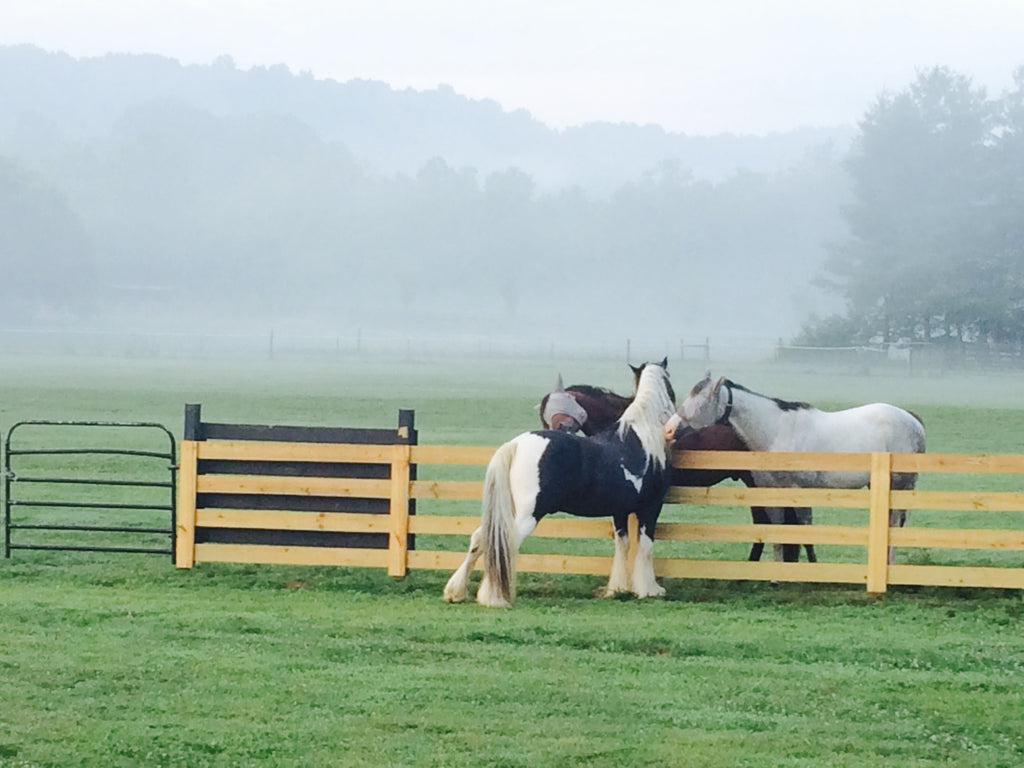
[
  {"xmin": 629, "ymin": 363, "xmax": 642, "ymax": 377},
  {"xmin": 555, "ymin": 374, "xmax": 565, "ymax": 391},
  {"xmin": 690, "ymin": 371, "xmax": 712, "ymax": 397},
  {"xmin": 712, "ymin": 376, "xmax": 726, "ymax": 396},
  {"xmin": 660, "ymin": 356, "xmax": 668, "ymax": 370}
]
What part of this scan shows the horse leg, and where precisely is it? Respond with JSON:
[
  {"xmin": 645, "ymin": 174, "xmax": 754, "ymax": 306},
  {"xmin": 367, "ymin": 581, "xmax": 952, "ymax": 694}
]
[
  {"xmin": 888, "ymin": 473, "xmax": 915, "ymax": 563},
  {"xmin": 776, "ymin": 507, "xmax": 816, "ymax": 562},
  {"xmin": 765, "ymin": 507, "xmax": 789, "ymax": 563},
  {"xmin": 477, "ymin": 512, "xmax": 537, "ymax": 607},
  {"xmin": 780, "ymin": 507, "xmax": 800, "ymax": 562},
  {"xmin": 601, "ymin": 514, "xmax": 632, "ymax": 597},
  {"xmin": 443, "ymin": 525, "xmax": 485, "ymax": 603},
  {"xmin": 748, "ymin": 507, "xmax": 769, "ymax": 561},
  {"xmin": 794, "ymin": 507, "xmax": 817, "ymax": 562},
  {"xmin": 631, "ymin": 513, "xmax": 665, "ymax": 599},
  {"xmin": 887, "ymin": 508, "xmax": 907, "ymax": 564}
]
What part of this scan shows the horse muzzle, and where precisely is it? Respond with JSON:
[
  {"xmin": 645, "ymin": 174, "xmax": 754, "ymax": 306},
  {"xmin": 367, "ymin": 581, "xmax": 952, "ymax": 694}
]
[
  {"xmin": 664, "ymin": 413, "xmax": 698, "ymax": 445},
  {"xmin": 550, "ymin": 413, "xmax": 583, "ymax": 433}
]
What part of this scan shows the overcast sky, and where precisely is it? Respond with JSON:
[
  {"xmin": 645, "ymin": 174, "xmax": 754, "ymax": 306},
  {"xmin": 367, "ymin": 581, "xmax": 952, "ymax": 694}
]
[{"xmin": 2, "ymin": 0, "xmax": 1023, "ymax": 135}]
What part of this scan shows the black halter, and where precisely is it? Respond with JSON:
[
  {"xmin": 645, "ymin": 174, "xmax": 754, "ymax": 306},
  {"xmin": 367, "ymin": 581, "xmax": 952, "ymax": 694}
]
[{"xmin": 715, "ymin": 383, "xmax": 733, "ymax": 425}]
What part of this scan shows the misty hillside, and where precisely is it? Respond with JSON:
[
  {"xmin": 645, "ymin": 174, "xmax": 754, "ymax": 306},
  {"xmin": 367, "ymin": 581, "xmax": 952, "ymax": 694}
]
[
  {"xmin": 0, "ymin": 45, "xmax": 853, "ymax": 349},
  {"xmin": 0, "ymin": 45, "xmax": 853, "ymax": 190}
]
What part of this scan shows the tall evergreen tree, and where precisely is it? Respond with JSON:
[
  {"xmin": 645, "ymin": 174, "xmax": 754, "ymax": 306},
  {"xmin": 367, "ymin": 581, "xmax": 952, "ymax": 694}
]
[{"xmin": 823, "ymin": 67, "xmax": 995, "ymax": 343}]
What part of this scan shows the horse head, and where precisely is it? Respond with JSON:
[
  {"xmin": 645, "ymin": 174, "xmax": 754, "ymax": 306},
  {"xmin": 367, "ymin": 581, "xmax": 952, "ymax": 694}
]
[
  {"xmin": 539, "ymin": 374, "xmax": 589, "ymax": 432},
  {"xmin": 617, "ymin": 358, "xmax": 677, "ymax": 472},
  {"xmin": 629, "ymin": 357, "xmax": 669, "ymax": 391},
  {"xmin": 663, "ymin": 370, "xmax": 728, "ymax": 442}
]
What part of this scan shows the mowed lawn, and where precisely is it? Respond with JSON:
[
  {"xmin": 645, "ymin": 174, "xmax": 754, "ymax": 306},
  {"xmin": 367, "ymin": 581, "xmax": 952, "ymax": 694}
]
[{"xmin": 1, "ymin": 353, "xmax": 1023, "ymax": 767}]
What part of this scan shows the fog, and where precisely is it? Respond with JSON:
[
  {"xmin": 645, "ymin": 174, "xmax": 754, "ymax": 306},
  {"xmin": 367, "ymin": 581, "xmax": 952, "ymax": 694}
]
[{"xmin": 1, "ymin": 47, "xmax": 1023, "ymax": 367}]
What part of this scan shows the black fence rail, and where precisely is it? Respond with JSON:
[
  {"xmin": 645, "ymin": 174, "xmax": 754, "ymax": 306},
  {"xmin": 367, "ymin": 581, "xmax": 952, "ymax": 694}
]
[
  {"xmin": 177, "ymin": 404, "xmax": 417, "ymax": 568},
  {"xmin": 3, "ymin": 421, "xmax": 177, "ymax": 558}
]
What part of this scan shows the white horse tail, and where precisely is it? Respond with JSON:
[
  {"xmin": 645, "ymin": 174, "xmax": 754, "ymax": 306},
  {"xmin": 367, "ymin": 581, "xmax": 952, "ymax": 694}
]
[{"xmin": 478, "ymin": 440, "xmax": 519, "ymax": 607}]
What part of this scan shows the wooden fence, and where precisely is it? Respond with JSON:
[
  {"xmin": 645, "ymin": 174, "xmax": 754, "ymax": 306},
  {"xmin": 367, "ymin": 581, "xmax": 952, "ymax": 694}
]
[
  {"xmin": 175, "ymin": 409, "xmax": 1024, "ymax": 593},
  {"xmin": 175, "ymin": 404, "xmax": 417, "ymax": 574}
]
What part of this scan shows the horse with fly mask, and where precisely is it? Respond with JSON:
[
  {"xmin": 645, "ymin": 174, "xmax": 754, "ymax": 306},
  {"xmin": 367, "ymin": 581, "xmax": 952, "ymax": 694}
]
[{"xmin": 665, "ymin": 372, "xmax": 926, "ymax": 563}]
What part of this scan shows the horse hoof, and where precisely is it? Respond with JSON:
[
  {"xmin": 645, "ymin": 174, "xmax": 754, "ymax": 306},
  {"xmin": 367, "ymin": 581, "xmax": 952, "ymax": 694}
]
[
  {"xmin": 442, "ymin": 574, "xmax": 469, "ymax": 603},
  {"xmin": 633, "ymin": 583, "xmax": 667, "ymax": 599},
  {"xmin": 600, "ymin": 583, "xmax": 631, "ymax": 598},
  {"xmin": 476, "ymin": 595, "xmax": 512, "ymax": 608}
]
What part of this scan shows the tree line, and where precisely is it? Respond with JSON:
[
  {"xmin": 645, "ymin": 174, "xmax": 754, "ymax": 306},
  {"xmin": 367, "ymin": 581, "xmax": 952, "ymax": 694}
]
[
  {"xmin": 0, "ymin": 96, "xmax": 846, "ymax": 342},
  {"xmin": 798, "ymin": 66, "xmax": 1024, "ymax": 348},
  {"xmin": 3, "ymin": 51, "xmax": 1024, "ymax": 349}
]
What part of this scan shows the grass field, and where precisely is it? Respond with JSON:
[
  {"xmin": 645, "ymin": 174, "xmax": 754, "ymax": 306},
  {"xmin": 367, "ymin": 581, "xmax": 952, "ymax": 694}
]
[{"xmin": 1, "ymin": 352, "xmax": 1023, "ymax": 767}]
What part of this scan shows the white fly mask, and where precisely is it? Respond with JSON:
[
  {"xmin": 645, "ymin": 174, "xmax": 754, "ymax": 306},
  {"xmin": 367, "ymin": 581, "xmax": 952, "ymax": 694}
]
[{"xmin": 542, "ymin": 390, "xmax": 588, "ymax": 430}]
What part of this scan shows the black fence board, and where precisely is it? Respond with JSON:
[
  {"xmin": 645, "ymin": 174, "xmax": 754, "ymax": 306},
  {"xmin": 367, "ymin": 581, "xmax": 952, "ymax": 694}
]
[
  {"xmin": 184, "ymin": 405, "xmax": 416, "ymax": 555},
  {"xmin": 196, "ymin": 494, "xmax": 389, "ymax": 514},
  {"xmin": 198, "ymin": 460, "xmax": 390, "ymax": 479}
]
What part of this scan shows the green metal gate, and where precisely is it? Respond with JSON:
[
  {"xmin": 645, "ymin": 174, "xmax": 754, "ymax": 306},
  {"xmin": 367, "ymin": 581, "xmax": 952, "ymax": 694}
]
[{"xmin": 3, "ymin": 421, "xmax": 177, "ymax": 558}]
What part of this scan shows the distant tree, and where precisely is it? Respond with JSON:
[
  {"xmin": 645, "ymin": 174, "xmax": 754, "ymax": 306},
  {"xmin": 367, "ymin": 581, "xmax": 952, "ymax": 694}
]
[
  {"xmin": 482, "ymin": 167, "xmax": 537, "ymax": 317},
  {"xmin": 987, "ymin": 66, "xmax": 1024, "ymax": 340},
  {"xmin": 818, "ymin": 67, "xmax": 999, "ymax": 343},
  {"xmin": 398, "ymin": 158, "xmax": 484, "ymax": 313},
  {"xmin": 84, "ymin": 100, "xmax": 375, "ymax": 315},
  {"xmin": 0, "ymin": 157, "xmax": 96, "ymax": 319},
  {"xmin": 791, "ymin": 313, "xmax": 862, "ymax": 347}
]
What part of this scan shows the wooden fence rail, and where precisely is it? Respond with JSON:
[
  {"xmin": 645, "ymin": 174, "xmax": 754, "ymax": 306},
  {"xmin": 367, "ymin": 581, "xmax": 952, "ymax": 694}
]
[{"xmin": 175, "ymin": 416, "xmax": 1024, "ymax": 592}]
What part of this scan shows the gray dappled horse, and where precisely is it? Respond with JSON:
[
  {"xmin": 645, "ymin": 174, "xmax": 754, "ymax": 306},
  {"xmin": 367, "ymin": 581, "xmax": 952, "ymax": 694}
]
[{"xmin": 666, "ymin": 373, "xmax": 926, "ymax": 563}]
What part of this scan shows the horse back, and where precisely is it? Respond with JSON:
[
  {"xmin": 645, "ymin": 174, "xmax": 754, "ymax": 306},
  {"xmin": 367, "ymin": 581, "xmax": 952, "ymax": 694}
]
[
  {"xmin": 780, "ymin": 403, "xmax": 924, "ymax": 454},
  {"xmin": 830, "ymin": 403, "xmax": 925, "ymax": 453},
  {"xmin": 530, "ymin": 428, "xmax": 669, "ymax": 518}
]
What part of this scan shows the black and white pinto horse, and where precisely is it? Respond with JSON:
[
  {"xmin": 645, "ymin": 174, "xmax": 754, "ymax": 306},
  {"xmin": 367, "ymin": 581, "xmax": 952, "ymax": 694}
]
[
  {"xmin": 443, "ymin": 360, "xmax": 677, "ymax": 607},
  {"xmin": 665, "ymin": 373, "xmax": 925, "ymax": 561}
]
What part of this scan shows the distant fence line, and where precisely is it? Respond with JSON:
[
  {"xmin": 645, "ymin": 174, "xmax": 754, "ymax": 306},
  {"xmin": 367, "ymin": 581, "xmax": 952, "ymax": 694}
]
[
  {"xmin": 0, "ymin": 327, "xmax": 1020, "ymax": 369},
  {"xmin": 0, "ymin": 327, "xmax": 779, "ymax": 362},
  {"xmin": 776, "ymin": 341, "xmax": 1024, "ymax": 371}
]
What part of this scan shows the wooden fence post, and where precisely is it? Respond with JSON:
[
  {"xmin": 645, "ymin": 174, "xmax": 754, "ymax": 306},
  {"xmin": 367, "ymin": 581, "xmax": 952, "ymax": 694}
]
[
  {"xmin": 175, "ymin": 438, "xmax": 198, "ymax": 569},
  {"xmin": 866, "ymin": 451, "xmax": 892, "ymax": 593},
  {"xmin": 388, "ymin": 443, "xmax": 412, "ymax": 576},
  {"xmin": 175, "ymin": 404, "xmax": 202, "ymax": 569}
]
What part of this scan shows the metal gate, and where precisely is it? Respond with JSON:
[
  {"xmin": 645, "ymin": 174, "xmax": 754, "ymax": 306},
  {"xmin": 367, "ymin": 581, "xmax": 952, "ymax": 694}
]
[{"xmin": 3, "ymin": 421, "xmax": 177, "ymax": 558}]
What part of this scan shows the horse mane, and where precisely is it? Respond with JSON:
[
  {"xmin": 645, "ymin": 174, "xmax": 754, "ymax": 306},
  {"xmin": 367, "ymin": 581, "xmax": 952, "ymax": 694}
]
[
  {"xmin": 619, "ymin": 364, "xmax": 676, "ymax": 470},
  {"xmin": 567, "ymin": 384, "xmax": 632, "ymax": 404},
  {"xmin": 539, "ymin": 384, "xmax": 630, "ymax": 412},
  {"xmin": 724, "ymin": 379, "xmax": 812, "ymax": 412}
]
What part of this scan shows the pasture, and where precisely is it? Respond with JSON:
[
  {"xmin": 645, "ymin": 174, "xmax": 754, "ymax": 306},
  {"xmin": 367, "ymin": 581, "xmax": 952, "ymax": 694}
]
[{"xmin": 1, "ymin": 352, "xmax": 1023, "ymax": 767}]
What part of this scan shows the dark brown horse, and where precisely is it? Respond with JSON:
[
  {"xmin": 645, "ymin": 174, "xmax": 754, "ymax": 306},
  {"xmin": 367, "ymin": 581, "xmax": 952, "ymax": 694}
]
[
  {"xmin": 539, "ymin": 377, "xmax": 815, "ymax": 562},
  {"xmin": 539, "ymin": 377, "xmax": 631, "ymax": 435}
]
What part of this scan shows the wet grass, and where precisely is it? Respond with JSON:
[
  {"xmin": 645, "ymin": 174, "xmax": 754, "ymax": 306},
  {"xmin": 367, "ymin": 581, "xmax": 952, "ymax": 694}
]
[
  {"xmin": 2, "ymin": 557, "xmax": 1023, "ymax": 767},
  {"xmin": 0, "ymin": 353, "xmax": 1023, "ymax": 766}
]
